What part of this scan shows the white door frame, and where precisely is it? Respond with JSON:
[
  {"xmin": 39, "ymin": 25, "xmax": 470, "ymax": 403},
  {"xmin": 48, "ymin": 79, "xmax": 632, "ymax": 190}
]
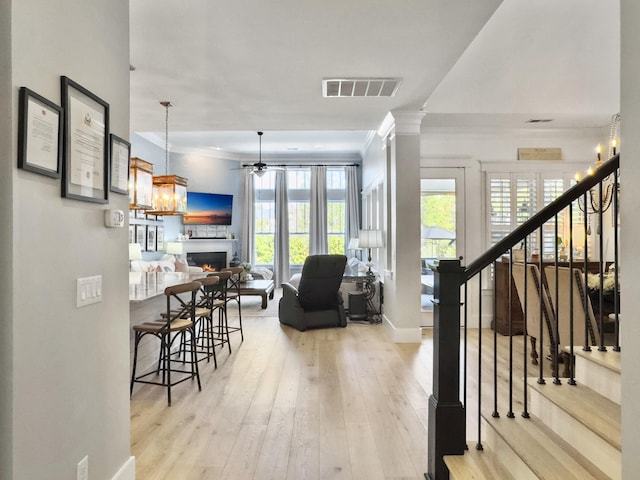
[{"xmin": 419, "ymin": 167, "xmax": 466, "ymax": 327}]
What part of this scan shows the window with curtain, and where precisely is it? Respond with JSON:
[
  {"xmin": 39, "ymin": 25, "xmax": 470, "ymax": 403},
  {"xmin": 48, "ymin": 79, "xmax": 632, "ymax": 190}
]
[
  {"xmin": 288, "ymin": 168, "xmax": 311, "ymax": 265},
  {"xmin": 487, "ymin": 172, "xmax": 582, "ymax": 257},
  {"xmin": 327, "ymin": 167, "xmax": 346, "ymax": 255},
  {"xmin": 254, "ymin": 172, "xmax": 276, "ymax": 265},
  {"xmin": 253, "ymin": 166, "xmax": 349, "ymax": 266}
]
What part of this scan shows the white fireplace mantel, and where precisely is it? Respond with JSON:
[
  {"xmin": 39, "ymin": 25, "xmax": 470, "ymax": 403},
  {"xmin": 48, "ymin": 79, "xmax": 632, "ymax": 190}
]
[{"xmin": 178, "ymin": 239, "xmax": 237, "ymax": 267}]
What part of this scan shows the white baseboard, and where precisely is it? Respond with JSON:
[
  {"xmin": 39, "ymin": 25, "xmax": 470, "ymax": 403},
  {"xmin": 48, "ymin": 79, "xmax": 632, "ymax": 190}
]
[
  {"xmin": 382, "ymin": 314, "xmax": 422, "ymax": 343},
  {"xmin": 112, "ymin": 456, "xmax": 135, "ymax": 480}
]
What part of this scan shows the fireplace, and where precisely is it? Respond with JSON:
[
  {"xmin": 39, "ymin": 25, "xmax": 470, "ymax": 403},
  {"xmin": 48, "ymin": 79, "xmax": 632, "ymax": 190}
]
[{"xmin": 186, "ymin": 251, "xmax": 227, "ymax": 272}]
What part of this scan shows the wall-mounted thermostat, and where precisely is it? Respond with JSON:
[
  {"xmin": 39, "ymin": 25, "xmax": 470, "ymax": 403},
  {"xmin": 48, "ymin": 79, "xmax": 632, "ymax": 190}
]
[{"xmin": 104, "ymin": 209, "xmax": 125, "ymax": 228}]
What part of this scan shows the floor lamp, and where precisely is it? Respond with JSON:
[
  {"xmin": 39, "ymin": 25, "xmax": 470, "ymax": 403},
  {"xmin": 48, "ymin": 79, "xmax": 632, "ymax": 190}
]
[{"xmin": 358, "ymin": 229, "xmax": 384, "ymax": 275}]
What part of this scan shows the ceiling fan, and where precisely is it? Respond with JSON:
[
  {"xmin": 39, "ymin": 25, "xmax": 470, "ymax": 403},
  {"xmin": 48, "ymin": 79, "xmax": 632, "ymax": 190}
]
[{"xmin": 238, "ymin": 131, "xmax": 284, "ymax": 177}]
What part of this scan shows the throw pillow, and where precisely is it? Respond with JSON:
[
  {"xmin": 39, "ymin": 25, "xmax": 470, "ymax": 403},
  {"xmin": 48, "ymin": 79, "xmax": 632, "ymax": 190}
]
[
  {"xmin": 157, "ymin": 260, "xmax": 176, "ymax": 272},
  {"xmin": 175, "ymin": 258, "xmax": 189, "ymax": 273}
]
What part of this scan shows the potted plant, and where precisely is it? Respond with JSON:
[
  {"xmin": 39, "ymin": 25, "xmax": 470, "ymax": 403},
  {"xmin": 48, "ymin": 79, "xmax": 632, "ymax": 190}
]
[{"xmin": 240, "ymin": 262, "xmax": 252, "ymax": 282}]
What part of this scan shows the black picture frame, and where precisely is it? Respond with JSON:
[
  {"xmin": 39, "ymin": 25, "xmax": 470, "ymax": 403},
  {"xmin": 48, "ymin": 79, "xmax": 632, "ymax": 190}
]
[
  {"xmin": 146, "ymin": 225, "xmax": 157, "ymax": 252},
  {"xmin": 156, "ymin": 225, "xmax": 165, "ymax": 251},
  {"xmin": 17, "ymin": 87, "xmax": 63, "ymax": 178},
  {"xmin": 109, "ymin": 134, "xmax": 130, "ymax": 195},
  {"xmin": 60, "ymin": 76, "xmax": 109, "ymax": 204},
  {"xmin": 135, "ymin": 224, "xmax": 146, "ymax": 251}
]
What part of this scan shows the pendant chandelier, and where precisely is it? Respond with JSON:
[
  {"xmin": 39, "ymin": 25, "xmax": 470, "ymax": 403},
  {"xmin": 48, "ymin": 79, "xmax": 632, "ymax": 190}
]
[
  {"xmin": 145, "ymin": 101, "xmax": 188, "ymax": 215},
  {"xmin": 129, "ymin": 156, "xmax": 154, "ymax": 210}
]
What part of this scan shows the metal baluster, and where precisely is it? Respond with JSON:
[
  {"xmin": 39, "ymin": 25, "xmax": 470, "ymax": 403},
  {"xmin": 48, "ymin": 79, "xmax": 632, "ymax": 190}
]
[
  {"xmin": 553, "ymin": 217, "xmax": 561, "ymax": 386},
  {"xmin": 598, "ymin": 180, "xmax": 606, "ymax": 352},
  {"xmin": 463, "ymin": 280, "xmax": 469, "ymax": 450},
  {"xmin": 537, "ymin": 226, "xmax": 545, "ymax": 385},
  {"xmin": 568, "ymin": 203, "xmax": 576, "ymax": 385},
  {"xmin": 583, "ymin": 192, "xmax": 591, "ymax": 352},
  {"xmin": 507, "ymin": 249, "xmax": 515, "ymax": 418},
  {"xmin": 522, "ymin": 238, "xmax": 530, "ymax": 418},
  {"xmin": 493, "ymin": 260, "xmax": 499, "ymax": 419},
  {"xmin": 613, "ymin": 170, "xmax": 620, "ymax": 352},
  {"xmin": 476, "ymin": 273, "xmax": 483, "ymax": 451}
]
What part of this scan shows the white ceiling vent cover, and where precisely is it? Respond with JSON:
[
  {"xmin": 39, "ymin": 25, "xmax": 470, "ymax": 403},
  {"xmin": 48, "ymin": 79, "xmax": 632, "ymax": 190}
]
[{"xmin": 322, "ymin": 78, "xmax": 401, "ymax": 97}]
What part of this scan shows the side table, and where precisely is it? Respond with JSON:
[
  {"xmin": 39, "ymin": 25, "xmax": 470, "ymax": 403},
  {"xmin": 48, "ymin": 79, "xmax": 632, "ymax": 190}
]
[{"xmin": 342, "ymin": 271, "xmax": 382, "ymax": 323}]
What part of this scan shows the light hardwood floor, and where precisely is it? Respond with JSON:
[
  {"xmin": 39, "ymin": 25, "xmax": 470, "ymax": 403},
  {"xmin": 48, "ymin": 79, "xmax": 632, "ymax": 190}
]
[{"xmin": 131, "ymin": 290, "xmax": 433, "ymax": 480}]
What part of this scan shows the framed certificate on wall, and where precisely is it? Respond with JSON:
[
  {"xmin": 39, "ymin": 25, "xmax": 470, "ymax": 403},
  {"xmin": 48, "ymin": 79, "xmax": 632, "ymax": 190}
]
[{"xmin": 60, "ymin": 76, "xmax": 110, "ymax": 203}]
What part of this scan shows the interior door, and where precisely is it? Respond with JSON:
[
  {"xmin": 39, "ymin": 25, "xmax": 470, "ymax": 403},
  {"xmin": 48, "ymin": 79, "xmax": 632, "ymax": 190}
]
[{"xmin": 420, "ymin": 168, "xmax": 465, "ymax": 326}]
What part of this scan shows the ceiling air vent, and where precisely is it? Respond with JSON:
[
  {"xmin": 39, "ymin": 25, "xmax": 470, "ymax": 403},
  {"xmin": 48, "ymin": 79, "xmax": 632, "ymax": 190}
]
[{"xmin": 322, "ymin": 78, "xmax": 401, "ymax": 97}]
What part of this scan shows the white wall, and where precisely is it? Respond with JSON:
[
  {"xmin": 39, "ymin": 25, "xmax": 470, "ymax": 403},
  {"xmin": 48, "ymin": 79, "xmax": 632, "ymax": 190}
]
[
  {"xmin": 422, "ymin": 127, "xmax": 609, "ymax": 164},
  {"xmin": 362, "ymin": 113, "xmax": 423, "ymax": 342},
  {"xmin": 362, "ymin": 134, "xmax": 386, "ymax": 189},
  {"xmin": 170, "ymin": 152, "xmax": 244, "ymax": 241},
  {"xmin": 620, "ymin": 1, "xmax": 640, "ymax": 477},
  {"xmin": 2, "ymin": 1, "xmax": 133, "ymax": 479},
  {"xmin": 0, "ymin": 0, "xmax": 13, "ymax": 476}
]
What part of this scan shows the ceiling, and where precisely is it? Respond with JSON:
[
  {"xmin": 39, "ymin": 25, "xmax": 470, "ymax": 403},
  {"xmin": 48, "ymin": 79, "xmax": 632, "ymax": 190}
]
[{"xmin": 129, "ymin": 0, "xmax": 620, "ymax": 158}]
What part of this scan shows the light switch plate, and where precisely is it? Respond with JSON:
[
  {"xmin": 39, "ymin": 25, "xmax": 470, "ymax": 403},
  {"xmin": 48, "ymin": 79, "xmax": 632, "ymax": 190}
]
[{"xmin": 77, "ymin": 275, "xmax": 102, "ymax": 308}]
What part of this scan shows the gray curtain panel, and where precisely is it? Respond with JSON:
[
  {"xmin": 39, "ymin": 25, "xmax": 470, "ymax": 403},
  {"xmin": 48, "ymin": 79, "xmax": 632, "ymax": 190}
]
[
  {"xmin": 309, "ymin": 165, "xmax": 327, "ymax": 255},
  {"xmin": 345, "ymin": 165, "xmax": 360, "ymax": 250},
  {"xmin": 274, "ymin": 170, "xmax": 290, "ymax": 285},
  {"xmin": 241, "ymin": 169, "xmax": 255, "ymax": 264}
]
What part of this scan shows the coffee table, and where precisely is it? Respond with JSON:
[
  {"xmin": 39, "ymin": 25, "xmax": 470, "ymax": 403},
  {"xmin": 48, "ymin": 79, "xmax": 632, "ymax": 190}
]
[{"xmin": 239, "ymin": 279, "xmax": 275, "ymax": 309}]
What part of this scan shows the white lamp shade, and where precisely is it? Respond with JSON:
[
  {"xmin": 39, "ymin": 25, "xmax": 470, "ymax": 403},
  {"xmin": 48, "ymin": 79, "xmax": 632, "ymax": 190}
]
[
  {"xmin": 358, "ymin": 229, "xmax": 384, "ymax": 248},
  {"xmin": 166, "ymin": 241, "xmax": 184, "ymax": 255},
  {"xmin": 128, "ymin": 243, "xmax": 142, "ymax": 261}
]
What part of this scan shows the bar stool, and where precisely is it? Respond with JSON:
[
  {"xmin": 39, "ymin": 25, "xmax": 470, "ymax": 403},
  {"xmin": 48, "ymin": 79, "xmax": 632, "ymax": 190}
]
[
  {"xmin": 221, "ymin": 267, "xmax": 244, "ymax": 341},
  {"xmin": 130, "ymin": 281, "xmax": 202, "ymax": 406},
  {"xmin": 208, "ymin": 272, "xmax": 233, "ymax": 354},
  {"xmin": 192, "ymin": 276, "xmax": 220, "ymax": 367}
]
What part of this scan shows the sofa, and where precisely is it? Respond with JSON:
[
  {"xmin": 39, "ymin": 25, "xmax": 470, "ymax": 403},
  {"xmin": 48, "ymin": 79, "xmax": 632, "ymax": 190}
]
[{"xmin": 130, "ymin": 254, "xmax": 203, "ymax": 274}]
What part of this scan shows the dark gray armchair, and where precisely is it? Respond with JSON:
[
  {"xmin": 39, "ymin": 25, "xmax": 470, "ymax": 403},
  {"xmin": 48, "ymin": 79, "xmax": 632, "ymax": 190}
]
[{"xmin": 278, "ymin": 254, "xmax": 348, "ymax": 331}]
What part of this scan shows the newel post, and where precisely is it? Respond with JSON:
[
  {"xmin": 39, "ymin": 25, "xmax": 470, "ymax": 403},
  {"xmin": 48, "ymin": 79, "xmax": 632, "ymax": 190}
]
[{"xmin": 426, "ymin": 259, "xmax": 466, "ymax": 480}]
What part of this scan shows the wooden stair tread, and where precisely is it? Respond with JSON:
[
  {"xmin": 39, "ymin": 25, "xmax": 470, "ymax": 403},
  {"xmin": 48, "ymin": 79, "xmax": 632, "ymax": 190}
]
[
  {"xmin": 484, "ymin": 414, "xmax": 609, "ymax": 480},
  {"xmin": 527, "ymin": 378, "xmax": 621, "ymax": 449},
  {"xmin": 445, "ymin": 448, "xmax": 512, "ymax": 480},
  {"xmin": 563, "ymin": 347, "xmax": 621, "ymax": 374}
]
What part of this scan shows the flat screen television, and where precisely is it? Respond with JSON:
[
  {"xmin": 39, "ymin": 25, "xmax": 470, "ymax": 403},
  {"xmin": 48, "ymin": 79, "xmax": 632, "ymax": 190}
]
[{"xmin": 183, "ymin": 192, "xmax": 233, "ymax": 225}]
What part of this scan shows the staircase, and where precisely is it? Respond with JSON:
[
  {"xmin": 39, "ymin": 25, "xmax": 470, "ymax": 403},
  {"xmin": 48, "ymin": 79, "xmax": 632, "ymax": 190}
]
[{"xmin": 444, "ymin": 348, "xmax": 621, "ymax": 480}]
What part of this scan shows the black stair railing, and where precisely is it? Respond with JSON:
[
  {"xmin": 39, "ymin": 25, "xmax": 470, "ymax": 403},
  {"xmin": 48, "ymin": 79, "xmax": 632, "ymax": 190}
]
[{"xmin": 426, "ymin": 154, "xmax": 620, "ymax": 480}]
